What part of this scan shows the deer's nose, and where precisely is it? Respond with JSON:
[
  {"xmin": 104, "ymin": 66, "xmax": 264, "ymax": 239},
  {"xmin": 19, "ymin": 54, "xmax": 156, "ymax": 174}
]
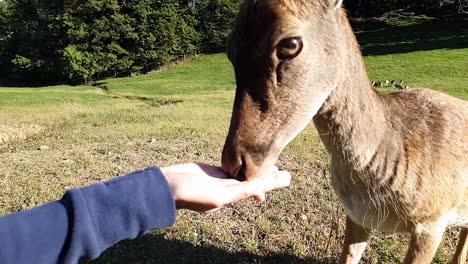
[
  {"xmin": 222, "ymin": 143, "xmax": 245, "ymax": 181},
  {"xmin": 222, "ymin": 144, "xmax": 261, "ymax": 181}
]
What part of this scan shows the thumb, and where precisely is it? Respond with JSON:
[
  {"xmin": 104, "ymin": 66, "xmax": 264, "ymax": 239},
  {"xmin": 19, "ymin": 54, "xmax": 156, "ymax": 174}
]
[
  {"xmin": 253, "ymin": 192, "xmax": 266, "ymax": 203},
  {"xmin": 225, "ymin": 170, "xmax": 291, "ymax": 204},
  {"xmin": 250, "ymin": 170, "xmax": 292, "ymax": 193}
]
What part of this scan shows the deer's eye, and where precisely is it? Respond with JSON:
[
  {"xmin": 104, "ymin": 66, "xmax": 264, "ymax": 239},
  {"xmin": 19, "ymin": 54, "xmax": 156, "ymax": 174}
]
[{"xmin": 277, "ymin": 37, "xmax": 303, "ymax": 60}]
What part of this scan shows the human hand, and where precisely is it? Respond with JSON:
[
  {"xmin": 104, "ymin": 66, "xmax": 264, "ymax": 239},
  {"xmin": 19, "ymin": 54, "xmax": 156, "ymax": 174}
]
[{"xmin": 160, "ymin": 163, "xmax": 291, "ymax": 214}]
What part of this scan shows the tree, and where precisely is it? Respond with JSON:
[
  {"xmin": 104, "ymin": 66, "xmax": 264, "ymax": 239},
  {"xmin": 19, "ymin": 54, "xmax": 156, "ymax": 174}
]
[
  {"xmin": 456, "ymin": 0, "xmax": 466, "ymax": 13},
  {"xmin": 344, "ymin": 0, "xmax": 464, "ymax": 17},
  {"xmin": 121, "ymin": 0, "xmax": 199, "ymax": 72},
  {"xmin": 62, "ymin": 0, "xmax": 133, "ymax": 83},
  {"xmin": 61, "ymin": 0, "xmax": 199, "ymax": 83},
  {"xmin": 0, "ymin": 0, "xmax": 242, "ymax": 85},
  {"xmin": 0, "ymin": 1, "xmax": 10, "ymax": 78},
  {"xmin": 0, "ymin": 0, "xmax": 65, "ymax": 84},
  {"xmin": 195, "ymin": 0, "xmax": 241, "ymax": 52}
]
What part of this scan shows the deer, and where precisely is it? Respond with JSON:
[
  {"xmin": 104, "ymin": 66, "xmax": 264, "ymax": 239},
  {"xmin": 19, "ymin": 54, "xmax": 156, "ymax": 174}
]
[
  {"xmin": 393, "ymin": 80, "xmax": 406, "ymax": 91},
  {"xmin": 221, "ymin": 0, "xmax": 468, "ymax": 263},
  {"xmin": 371, "ymin": 81, "xmax": 385, "ymax": 89}
]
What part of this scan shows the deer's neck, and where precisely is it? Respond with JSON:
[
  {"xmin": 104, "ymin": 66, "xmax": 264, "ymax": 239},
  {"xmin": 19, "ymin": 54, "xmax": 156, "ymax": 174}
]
[{"xmin": 313, "ymin": 16, "xmax": 390, "ymax": 170}]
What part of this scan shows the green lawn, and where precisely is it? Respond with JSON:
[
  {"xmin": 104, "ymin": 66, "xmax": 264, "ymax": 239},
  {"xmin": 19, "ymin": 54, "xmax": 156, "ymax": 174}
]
[
  {"xmin": 0, "ymin": 18, "xmax": 467, "ymax": 264},
  {"xmin": 0, "ymin": 86, "xmax": 107, "ymax": 106},
  {"xmin": 356, "ymin": 17, "xmax": 468, "ymax": 99},
  {"xmin": 104, "ymin": 54, "xmax": 236, "ymax": 96}
]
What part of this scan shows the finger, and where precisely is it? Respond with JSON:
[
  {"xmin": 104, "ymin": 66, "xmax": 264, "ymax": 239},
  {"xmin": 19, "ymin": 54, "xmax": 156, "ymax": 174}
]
[
  {"xmin": 245, "ymin": 171, "xmax": 291, "ymax": 202},
  {"xmin": 249, "ymin": 170, "xmax": 292, "ymax": 193},
  {"xmin": 162, "ymin": 163, "xmax": 201, "ymax": 174},
  {"xmin": 163, "ymin": 163, "xmax": 229, "ymax": 179},
  {"xmin": 220, "ymin": 171, "xmax": 291, "ymax": 205},
  {"xmin": 203, "ymin": 208, "xmax": 221, "ymax": 215},
  {"xmin": 263, "ymin": 165, "xmax": 279, "ymax": 173},
  {"xmin": 195, "ymin": 164, "xmax": 233, "ymax": 179},
  {"xmin": 253, "ymin": 192, "xmax": 266, "ymax": 203}
]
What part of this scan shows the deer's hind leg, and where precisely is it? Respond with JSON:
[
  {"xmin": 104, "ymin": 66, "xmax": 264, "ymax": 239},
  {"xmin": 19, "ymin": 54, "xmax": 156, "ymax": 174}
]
[
  {"xmin": 339, "ymin": 216, "xmax": 371, "ymax": 264},
  {"xmin": 451, "ymin": 228, "xmax": 468, "ymax": 264},
  {"xmin": 404, "ymin": 221, "xmax": 447, "ymax": 264}
]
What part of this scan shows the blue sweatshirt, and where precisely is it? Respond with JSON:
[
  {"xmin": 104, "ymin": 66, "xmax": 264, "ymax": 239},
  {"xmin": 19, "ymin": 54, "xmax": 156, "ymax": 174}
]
[{"xmin": 0, "ymin": 167, "xmax": 176, "ymax": 264}]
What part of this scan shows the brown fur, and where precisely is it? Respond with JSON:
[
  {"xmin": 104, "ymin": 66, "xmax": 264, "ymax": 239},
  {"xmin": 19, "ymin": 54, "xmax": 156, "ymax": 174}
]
[{"xmin": 222, "ymin": 0, "xmax": 468, "ymax": 263}]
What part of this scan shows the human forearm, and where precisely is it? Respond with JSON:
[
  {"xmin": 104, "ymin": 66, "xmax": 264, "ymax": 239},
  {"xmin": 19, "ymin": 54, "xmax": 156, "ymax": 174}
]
[{"xmin": 0, "ymin": 167, "xmax": 176, "ymax": 264}]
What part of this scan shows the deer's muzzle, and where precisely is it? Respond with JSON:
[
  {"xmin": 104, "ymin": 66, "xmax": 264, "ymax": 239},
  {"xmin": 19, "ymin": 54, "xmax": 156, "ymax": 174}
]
[{"xmin": 221, "ymin": 141, "xmax": 265, "ymax": 181}]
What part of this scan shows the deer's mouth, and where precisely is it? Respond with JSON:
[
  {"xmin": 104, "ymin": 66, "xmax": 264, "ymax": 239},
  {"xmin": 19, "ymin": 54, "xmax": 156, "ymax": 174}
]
[
  {"xmin": 228, "ymin": 153, "xmax": 256, "ymax": 182},
  {"xmin": 235, "ymin": 159, "xmax": 247, "ymax": 181}
]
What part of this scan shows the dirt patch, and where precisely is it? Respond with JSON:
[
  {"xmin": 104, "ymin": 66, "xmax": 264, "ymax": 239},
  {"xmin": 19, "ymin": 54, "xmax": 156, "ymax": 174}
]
[
  {"xmin": 114, "ymin": 95, "xmax": 184, "ymax": 107},
  {"xmin": 91, "ymin": 82, "xmax": 109, "ymax": 92},
  {"xmin": 0, "ymin": 123, "xmax": 45, "ymax": 144},
  {"xmin": 90, "ymin": 82, "xmax": 183, "ymax": 107}
]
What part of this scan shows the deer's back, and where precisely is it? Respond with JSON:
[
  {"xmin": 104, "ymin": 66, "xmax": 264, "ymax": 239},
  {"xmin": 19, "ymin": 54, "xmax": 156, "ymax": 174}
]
[{"xmin": 385, "ymin": 88, "xmax": 468, "ymax": 170}]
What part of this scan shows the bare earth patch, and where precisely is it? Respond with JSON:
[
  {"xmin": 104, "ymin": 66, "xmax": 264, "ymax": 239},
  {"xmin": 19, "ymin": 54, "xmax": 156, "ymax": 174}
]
[{"xmin": 0, "ymin": 123, "xmax": 45, "ymax": 144}]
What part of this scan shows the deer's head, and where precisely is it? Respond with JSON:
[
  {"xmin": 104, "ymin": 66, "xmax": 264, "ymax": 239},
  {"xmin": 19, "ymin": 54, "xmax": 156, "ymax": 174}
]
[{"xmin": 222, "ymin": 0, "xmax": 347, "ymax": 180}]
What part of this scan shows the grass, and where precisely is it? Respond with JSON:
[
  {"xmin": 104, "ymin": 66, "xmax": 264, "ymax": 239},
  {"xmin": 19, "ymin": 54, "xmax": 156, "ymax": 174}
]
[
  {"xmin": 0, "ymin": 17, "xmax": 467, "ymax": 264},
  {"xmin": 0, "ymin": 86, "xmax": 109, "ymax": 106},
  {"xmin": 365, "ymin": 49, "xmax": 468, "ymax": 99},
  {"xmin": 355, "ymin": 17, "xmax": 468, "ymax": 99},
  {"xmin": 104, "ymin": 55, "xmax": 236, "ymax": 96}
]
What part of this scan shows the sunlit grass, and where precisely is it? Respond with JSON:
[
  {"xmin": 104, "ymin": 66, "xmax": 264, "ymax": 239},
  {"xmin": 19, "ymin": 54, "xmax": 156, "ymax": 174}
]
[{"xmin": 0, "ymin": 18, "xmax": 467, "ymax": 263}]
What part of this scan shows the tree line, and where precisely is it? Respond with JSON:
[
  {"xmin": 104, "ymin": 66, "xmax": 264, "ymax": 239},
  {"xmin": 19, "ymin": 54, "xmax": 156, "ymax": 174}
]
[
  {"xmin": 0, "ymin": 0, "xmax": 465, "ymax": 85},
  {"xmin": 0, "ymin": 0, "xmax": 241, "ymax": 85},
  {"xmin": 345, "ymin": 0, "xmax": 466, "ymax": 17}
]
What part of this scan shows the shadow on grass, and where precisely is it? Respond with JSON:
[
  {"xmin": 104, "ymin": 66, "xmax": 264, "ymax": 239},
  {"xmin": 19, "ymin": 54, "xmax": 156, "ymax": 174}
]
[
  {"xmin": 353, "ymin": 14, "xmax": 468, "ymax": 56},
  {"xmin": 90, "ymin": 233, "xmax": 335, "ymax": 264},
  {"xmin": 90, "ymin": 81, "xmax": 184, "ymax": 107}
]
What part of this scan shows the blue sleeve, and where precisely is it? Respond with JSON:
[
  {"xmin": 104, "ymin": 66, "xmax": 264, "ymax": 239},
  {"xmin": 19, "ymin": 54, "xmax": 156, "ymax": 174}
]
[{"xmin": 0, "ymin": 167, "xmax": 176, "ymax": 264}]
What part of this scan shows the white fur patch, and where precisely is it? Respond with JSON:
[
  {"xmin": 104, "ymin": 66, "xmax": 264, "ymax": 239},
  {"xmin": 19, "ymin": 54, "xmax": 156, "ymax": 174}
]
[
  {"xmin": 334, "ymin": 0, "xmax": 343, "ymax": 9},
  {"xmin": 448, "ymin": 210, "xmax": 468, "ymax": 228}
]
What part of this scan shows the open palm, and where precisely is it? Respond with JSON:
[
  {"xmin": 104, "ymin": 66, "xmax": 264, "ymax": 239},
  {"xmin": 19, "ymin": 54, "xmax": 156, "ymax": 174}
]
[{"xmin": 161, "ymin": 163, "xmax": 291, "ymax": 214}]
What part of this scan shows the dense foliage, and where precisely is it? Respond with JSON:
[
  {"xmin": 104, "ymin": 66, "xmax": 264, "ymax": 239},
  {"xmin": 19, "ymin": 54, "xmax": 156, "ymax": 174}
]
[
  {"xmin": 0, "ymin": 0, "xmax": 464, "ymax": 85},
  {"xmin": 0, "ymin": 0, "xmax": 240, "ymax": 84},
  {"xmin": 345, "ymin": 0, "xmax": 466, "ymax": 17}
]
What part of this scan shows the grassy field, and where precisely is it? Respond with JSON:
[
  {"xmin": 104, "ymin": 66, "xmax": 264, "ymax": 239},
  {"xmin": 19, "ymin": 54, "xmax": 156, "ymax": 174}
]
[{"xmin": 0, "ymin": 17, "xmax": 467, "ymax": 263}]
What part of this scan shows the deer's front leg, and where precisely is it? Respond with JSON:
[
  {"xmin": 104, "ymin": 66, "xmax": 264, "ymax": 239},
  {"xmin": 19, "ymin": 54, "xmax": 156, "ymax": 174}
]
[
  {"xmin": 339, "ymin": 216, "xmax": 371, "ymax": 264},
  {"xmin": 451, "ymin": 228, "xmax": 468, "ymax": 264},
  {"xmin": 404, "ymin": 221, "xmax": 447, "ymax": 264}
]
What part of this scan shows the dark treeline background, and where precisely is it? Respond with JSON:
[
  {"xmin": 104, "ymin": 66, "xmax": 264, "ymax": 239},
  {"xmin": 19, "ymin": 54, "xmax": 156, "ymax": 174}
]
[
  {"xmin": 0, "ymin": 0, "xmax": 465, "ymax": 85},
  {"xmin": 0, "ymin": 0, "xmax": 241, "ymax": 85},
  {"xmin": 346, "ymin": 0, "xmax": 466, "ymax": 17}
]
